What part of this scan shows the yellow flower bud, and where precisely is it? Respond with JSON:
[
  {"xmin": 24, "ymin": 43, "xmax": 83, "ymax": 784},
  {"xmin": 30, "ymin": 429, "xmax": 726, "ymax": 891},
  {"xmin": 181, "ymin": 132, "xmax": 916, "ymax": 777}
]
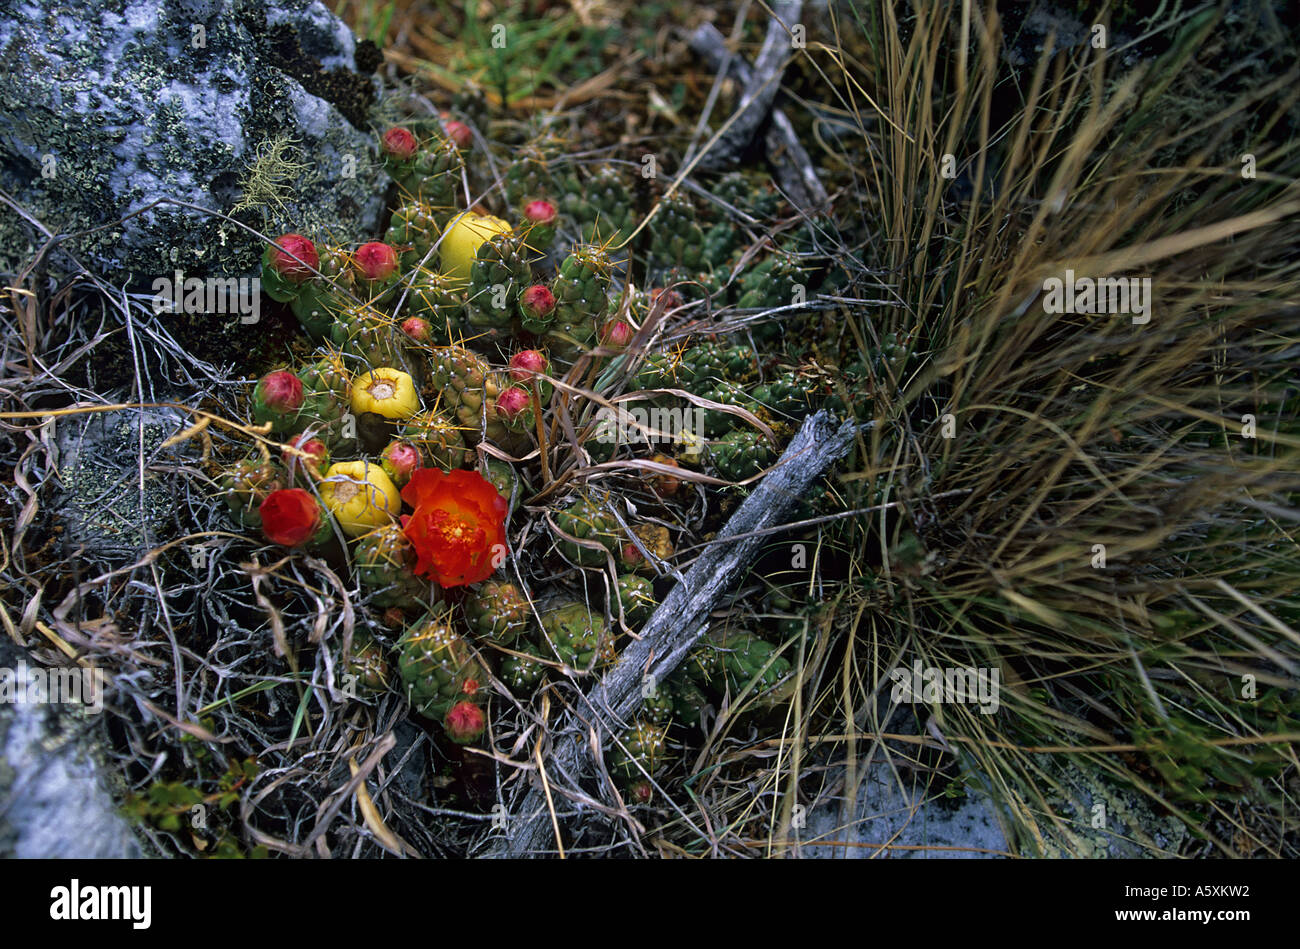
[
  {"xmin": 440, "ymin": 211, "xmax": 512, "ymax": 286},
  {"xmin": 350, "ymin": 367, "xmax": 420, "ymax": 420},
  {"xmin": 320, "ymin": 461, "xmax": 401, "ymax": 537}
]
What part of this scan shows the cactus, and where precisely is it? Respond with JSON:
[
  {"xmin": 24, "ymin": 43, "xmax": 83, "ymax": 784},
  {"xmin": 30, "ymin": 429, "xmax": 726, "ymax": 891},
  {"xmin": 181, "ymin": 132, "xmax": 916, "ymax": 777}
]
[
  {"xmin": 500, "ymin": 647, "xmax": 547, "ymax": 693},
  {"xmin": 426, "ymin": 345, "xmax": 510, "ymax": 444},
  {"xmin": 736, "ymin": 249, "xmax": 803, "ymax": 310},
  {"xmin": 261, "ymin": 233, "xmax": 319, "ymax": 304},
  {"xmin": 398, "ymin": 410, "xmax": 471, "ymax": 470},
  {"xmin": 342, "ymin": 631, "xmax": 392, "ymax": 697},
  {"xmin": 650, "ymin": 190, "xmax": 704, "ymax": 270},
  {"xmin": 400, "ymin": 136, "xmax": 464, "ymax": 215},
  {"xmin": 520, "ymin": 199, "xmax": 557, "ymax": 251},
  {"xmin": 503, "ymin": 145, "xmax": 555, "ymax": 215},
  {"xmin": 641, "ymin": 681, "xmax": 674, "ymax": 725},
  {"xmin": 610, "ymin": 720, "xmax": 669, "ymax": 780},
  {"xmin": 569, "ymin": 164, "xmax": 637, "ymax": 244},
  {"xmin": 667, "ymin": 670, "xmax": 708, "ymax": 728},
  {"xmin": 404, "ymin": 270, "xmax": 463, "ymax": 344},
  {"xmin": 614, "ymin": 574, "xmax": 656, "ymax": 626},
  {"xmin": 251, "ymin": 370, "xmax": 305, "ymax": 435},
  {"xmin": 219, "ymin": 456, "xmax": 284, "ymax": 530},
  {"xmin": 296, "ymin": 356, "xmax": 355, "ymax": 451},
  {"xmin": 289, "ymin": 244, "xmax": 357, "ymax": 339},
  {"xmin": 752, "ymin": 370, "xmax": 810, "ymax": 415},
  {"xmin": 329, "ymin": 302, "xmax": 415, "ymax": 378},
  {"xmin": 464, "ymin": 231, "xmax": 533, "ymax": 339},
  {"xmin": 711, "ymin": 627, "xmax": 793, "ymax": 705},
  {"xmin": 474, "ymin": 456, "xmax": 516, "ymax": 511},
  {"xmin": 539, "ymin": 601, "xmax": 607, "ymax": 674},
  {"xmin": 547, "ymin": 244, "xmax": 612, "ymax": 361},
  {"xmin": 701, "ymin": 380, "xmax": 762, "ymax": 436},
  {"xmin": 553, "ymin": 493, "xmax": 621, "ymax": 566},
  {"xmin": 709, "ymin": 427, "xmax": 776, "ymax": 481},
  {"xmin": 398, "ymin": 611, "xmax": 489, "ymax": 720},
  {"xmin": 353, "ymin": 522, "xmax": 435, "ymax": 610},
  {"xmin": 384, "ymin": 199, "xmax": 442, "ymax": 270},
  {"xmin": 465, "ymin": 580, "xmax": 531, "ymax": 645}
]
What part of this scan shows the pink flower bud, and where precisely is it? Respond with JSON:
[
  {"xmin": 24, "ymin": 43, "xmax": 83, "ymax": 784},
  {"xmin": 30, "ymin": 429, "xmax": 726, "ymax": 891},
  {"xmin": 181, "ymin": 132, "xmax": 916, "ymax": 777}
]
[
  {"xmin": 381, "ymin": 127, "xmax": 418, "ymax": 161},
  {"xmin": 268, "ymin": 234, "xmax": 319, "ymax": 283},
  {"xmin": 353, "ymin": 242, "xmax": 399, "ymax": 283}
]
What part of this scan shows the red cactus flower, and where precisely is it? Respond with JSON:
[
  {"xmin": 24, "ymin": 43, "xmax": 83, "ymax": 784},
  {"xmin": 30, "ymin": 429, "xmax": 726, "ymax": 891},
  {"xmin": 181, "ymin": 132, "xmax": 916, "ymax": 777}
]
[
  {"xmin": 509, "ymin": 349, "xmax": 549, "ymax": 381},
  {"xmin": 381, "ymin": 126, "xmax": 418, "ymax": 161},
  {"xmin": 353, "ymin": 242, "xmax": 399, "ymax": 283},
  {"xmin": 523, "ymin": 199, "xmax": 556, "ymax": 226},
  {"xmin": 259, "ymin": 488, "xmax": 323, "ymax": 547},
  {"xmin": 400, "ymin": 468, "xmax": 508, "ymax": 587},
  {"xmin": 444, "ymin": 700, "xmax": 485, "ymax": 744},
  {"xmin": 268, "ymin": 234, "xmax": 319, "ymax": 283},
  {"xmin": 519, "ymin": 284, "xmax": 555, "ymax": 321}
]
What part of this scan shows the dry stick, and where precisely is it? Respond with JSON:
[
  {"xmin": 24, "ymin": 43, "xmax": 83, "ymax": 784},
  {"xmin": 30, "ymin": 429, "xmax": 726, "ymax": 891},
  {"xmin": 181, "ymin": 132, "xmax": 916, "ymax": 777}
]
[
  {"xmin": 484, "ymin": 410, "xmax": 859, "ymax": 857},
  {"xmin": 689, "ymin": 21, "xmax": 830, "ymax": 212}
]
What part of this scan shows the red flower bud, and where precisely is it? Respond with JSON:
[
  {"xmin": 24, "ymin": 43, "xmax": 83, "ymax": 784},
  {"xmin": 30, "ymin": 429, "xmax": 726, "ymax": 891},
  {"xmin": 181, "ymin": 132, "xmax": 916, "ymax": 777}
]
[
  {"xmin": 600, "ymin": 319, "xmax": 634, "ymax": 349},
  {"xmin": 509, "ymin": 349, "xmax": 549, "ymax": 382},
  {"xmin": 259, "ymin": 488, "xmax": 323, "ymax": 547},
  {"xmin": 256, "ymin": 370, "xmax": 304, "ymax": 414},
  {"xmin": 494, "ymin": 387, "xmax": 531, "ymax": 421},
  {"xmin": 650, "ymin": 287, "xmax": 683, "ymax": 311},
  {"xmin": 523, "ymin": 199, "xmax": 557, "ymax": 226},
  {"xmin": 381, "ymin": 126, "xmax": 418, "ymax": 161},
  {"xmin": 353, "ymin": 242, "xmax": 399, "ymax": 283},
  {"xmin": 519, "ymin": 284, "xmax": 555, "ymax": 321},
  {"xmin": 444, "ymin": 700, "xmax": 486, "ymax": 744},
  {"xmin": 268, "ymin": 234, "xmax": 319, "ymax": 283},
  {"xmin": 400, "ymin": 316, "xmax": 433, "ymax": 343},
  {"xmin": 284, "ymin": 434, "xmax": 328, "ymax": 469},
  {"xmin": 441, "ymin": 119, "xmax": 473, "ymax": 149},
  {"xmin": 380, "ymin": 440, "xmax": 422, "ymax": 486}
]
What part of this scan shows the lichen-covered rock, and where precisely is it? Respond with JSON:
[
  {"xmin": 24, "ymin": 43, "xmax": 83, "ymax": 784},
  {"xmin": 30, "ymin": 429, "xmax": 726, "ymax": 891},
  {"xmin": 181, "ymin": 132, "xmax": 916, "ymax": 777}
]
[{"xmin": 0, "ymin": 0, "xmax": 388, "ymax": 287}]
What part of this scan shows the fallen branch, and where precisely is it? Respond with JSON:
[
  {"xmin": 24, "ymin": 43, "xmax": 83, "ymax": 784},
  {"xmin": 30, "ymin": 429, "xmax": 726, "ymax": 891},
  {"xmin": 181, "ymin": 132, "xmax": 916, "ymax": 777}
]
[
  {"xmin": 690, "ymin": 16, "xmax": 830, "ymax": 212},
  {"xmin": 482, "ymin": 410, "xmax": 860, "ymax": 857}
]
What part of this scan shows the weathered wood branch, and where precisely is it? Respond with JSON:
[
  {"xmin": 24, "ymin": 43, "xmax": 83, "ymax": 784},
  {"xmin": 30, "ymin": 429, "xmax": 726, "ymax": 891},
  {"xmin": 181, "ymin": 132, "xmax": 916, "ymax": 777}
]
[
  {"xmin": 690, "ymin": 14, "xmax": 830, "ymax": 212},
  {"xmin": 482, "ymin": 411, "xmax": 859, "ymax": 857}
]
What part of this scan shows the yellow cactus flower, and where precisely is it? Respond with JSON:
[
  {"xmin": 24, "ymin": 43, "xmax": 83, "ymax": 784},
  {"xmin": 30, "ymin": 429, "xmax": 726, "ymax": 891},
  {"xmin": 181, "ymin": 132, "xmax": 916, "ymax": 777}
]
[
  {"xmin": 320, "ymin": 461, "xmax": 401, "ymax": 537},
  {"xmin": 440, "ymin": 211, "xmax": 511, "ymax": 285},
  {"xmin": 350, "ymin": 367, "xmax": 420, "ymax": 420}
]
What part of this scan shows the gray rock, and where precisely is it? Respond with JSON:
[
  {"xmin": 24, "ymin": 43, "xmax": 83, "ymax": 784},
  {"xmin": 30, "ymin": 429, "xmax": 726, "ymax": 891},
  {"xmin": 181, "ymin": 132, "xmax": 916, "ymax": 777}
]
[
  {"xmin": 800, "ymin": 763, "xmax": 1011, "ymax": 859},
  {"xmin": 53, "ymin": 404, "xmax": 198, "ymax": 562},
  {"xmin": 0, "ymin": 638, "xmax": 141, "ymax": 858},
  {"xmin": 0, "ymin": 0, "xmax": 390, "ymax": 284}
]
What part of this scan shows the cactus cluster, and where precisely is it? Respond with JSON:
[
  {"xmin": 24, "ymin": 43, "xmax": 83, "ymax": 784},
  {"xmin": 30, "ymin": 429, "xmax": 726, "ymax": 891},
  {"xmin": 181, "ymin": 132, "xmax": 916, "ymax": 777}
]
[{"xmin": 211, "ymin": 113, "xmax": 845, "ymax": 760}]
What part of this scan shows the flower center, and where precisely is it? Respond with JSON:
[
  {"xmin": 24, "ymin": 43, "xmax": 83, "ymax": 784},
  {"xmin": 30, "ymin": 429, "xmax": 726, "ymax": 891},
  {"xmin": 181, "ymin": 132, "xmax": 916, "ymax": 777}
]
[{"xmin": 431, "ymin": 509, "xmax": 485, "ymax": 549}]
